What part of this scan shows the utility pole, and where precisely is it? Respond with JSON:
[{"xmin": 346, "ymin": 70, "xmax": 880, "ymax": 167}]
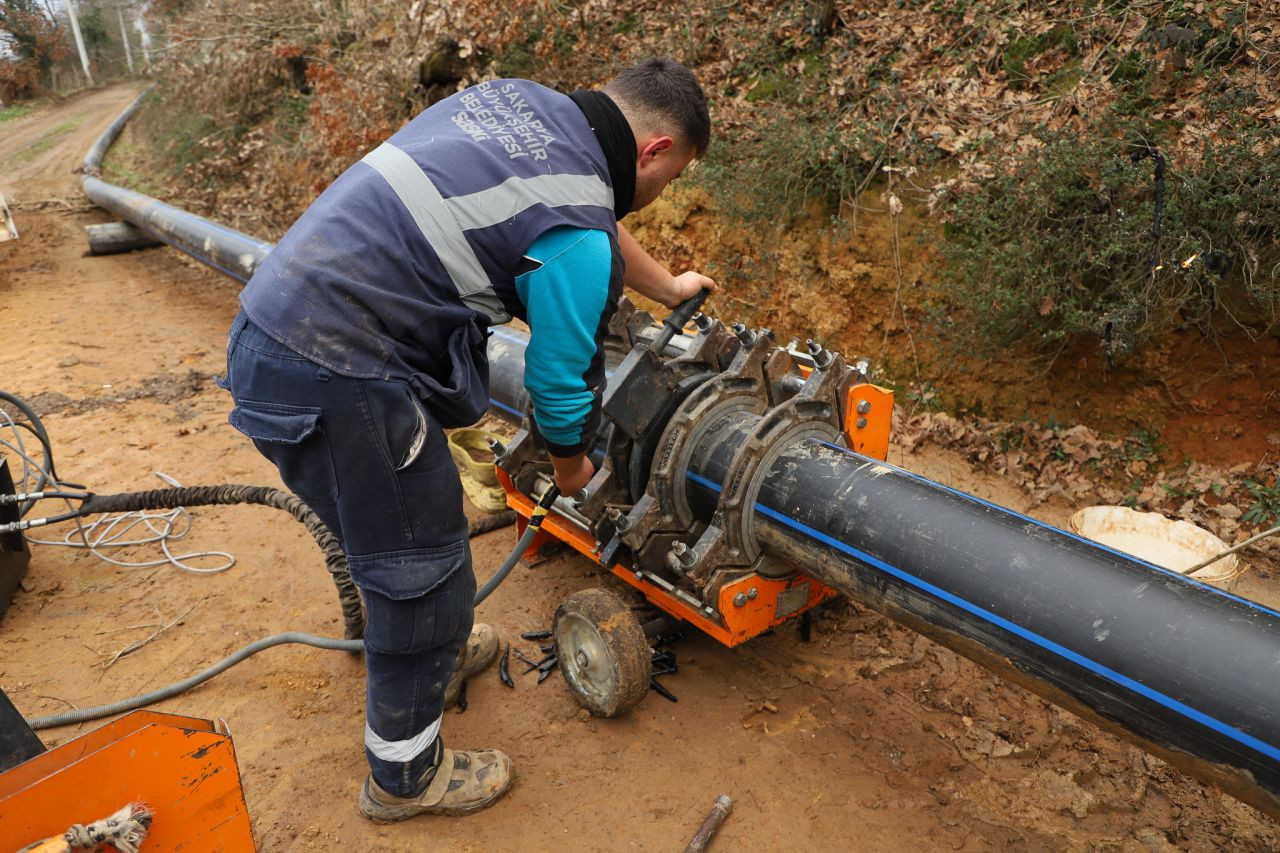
[
  {"xmin": 137, "ymin": 10, "xmax": 152, "ymax": 69},
  {"xmin": 66, "ymin": 1, "xmax": 95, "ymax": 87},
  {"xmin": 117, "ymin": 7, "xmax": 134, "ymax": 73}
]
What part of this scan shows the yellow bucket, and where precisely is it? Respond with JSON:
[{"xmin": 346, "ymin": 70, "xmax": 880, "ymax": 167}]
[{"xmin": 447, "ymin": 428, "xmax": 508, "ymax": 514}]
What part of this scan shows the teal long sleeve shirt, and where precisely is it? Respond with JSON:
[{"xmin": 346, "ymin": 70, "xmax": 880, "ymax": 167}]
[{"xmin": 514, "ymin": 225, "xmax": 615, "ymax": 456}]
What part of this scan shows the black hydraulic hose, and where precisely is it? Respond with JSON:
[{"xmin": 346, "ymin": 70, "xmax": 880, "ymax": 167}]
[{"xmin": 26, "ymin": 633, "xmax": 361, "ymax": 729}]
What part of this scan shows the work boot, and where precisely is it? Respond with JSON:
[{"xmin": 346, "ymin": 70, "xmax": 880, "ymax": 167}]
[
  {"xmin": 443, "ymin": 623, "xmax": 499, "ymax": 709},
  {"xmin": 359, "ymin": 746, "xmax": 514, "ymax": 820}
]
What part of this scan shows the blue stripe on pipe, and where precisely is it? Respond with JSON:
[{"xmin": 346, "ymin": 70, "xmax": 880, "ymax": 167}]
[
  {"xmin": 490, "ymin": 327, "xmax": 529, "ymax": 346},
  {"xmin": 685, "ymin": 469, "xmax": 1280, "ymax": 764},
  {"xmin": 488, "ymin": 398, "xmax": 523, "ymax": 419},
  {"xmin": 162, "ymin": 242, "xmax": 250, "ymax": 283},
  {"xmin": 814, "ymin": 440, "xmax": 1280, "ymax": 621}
]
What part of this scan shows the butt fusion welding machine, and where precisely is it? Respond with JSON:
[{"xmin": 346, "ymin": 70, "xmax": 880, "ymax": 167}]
[{"xmin": 497, "ymin": 293, "xmax": 893, "ymax": 715}]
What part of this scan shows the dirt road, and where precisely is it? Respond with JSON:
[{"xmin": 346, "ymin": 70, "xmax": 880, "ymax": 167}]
[{"xmin": 1, "ymin": 88, "xmax": 1278, "ymax": 851}]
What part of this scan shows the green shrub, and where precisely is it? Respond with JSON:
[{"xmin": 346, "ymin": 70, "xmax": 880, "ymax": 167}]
[
  {"xmin": 1243, "ymin": 478, "xmax": 1280, "ymax": 529},
  {"xmin": 697, "ymin": 107, "xmax": 887, "ymax": 226},
  {"xmin": 936, "ymin": 123, "xmax": 1280, "ymax": 359}
]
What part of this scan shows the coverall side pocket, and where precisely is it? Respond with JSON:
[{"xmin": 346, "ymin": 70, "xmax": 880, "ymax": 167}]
[
  {"xmin": 228, "ymin": 399, "xmax": 340, "ymax": 502},
  {"xmin": 408, "ymin": 319, "xmax": 490, "ymax": 429},
  {"xmin": 348, "ymin": 539, "xmax": 467, "ymax": 601},
  {"xmin": 359, "ymin": 551, "xmax": 473, "ymax": 656}
]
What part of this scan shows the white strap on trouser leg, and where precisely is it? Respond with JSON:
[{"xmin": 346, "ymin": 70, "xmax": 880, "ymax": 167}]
[{"xmin": 365, "ymin": 713, "xmax": 443, "ymax": 763}]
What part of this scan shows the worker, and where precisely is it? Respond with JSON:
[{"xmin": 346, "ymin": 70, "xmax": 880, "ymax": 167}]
[{"xmin": 221, "ymin": 57, "xmax": 714, "ymax": 821}]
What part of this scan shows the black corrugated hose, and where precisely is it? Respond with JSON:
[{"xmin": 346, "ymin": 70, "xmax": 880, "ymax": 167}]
[{"xmin": 81, "ymin": 485, "xmax": 366, "ymax": 640}]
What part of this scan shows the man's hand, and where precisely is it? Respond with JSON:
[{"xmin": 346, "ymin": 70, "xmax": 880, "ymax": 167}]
[
  {"xmin": 550, "ymin": 452, "xmax": 595, "ymax": 497},
  {"xmin": 668, "ymin": 271, "xmax": 716, "ymax": 307},
  {"xmin": 618, "ymin": 223, "xmax": 718, "ymax": 308}
]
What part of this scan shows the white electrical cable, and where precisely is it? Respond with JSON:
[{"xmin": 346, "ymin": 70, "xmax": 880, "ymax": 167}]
[{"xmin": 1, "ymin": 409, "xmax": 235, "ymax": 574}]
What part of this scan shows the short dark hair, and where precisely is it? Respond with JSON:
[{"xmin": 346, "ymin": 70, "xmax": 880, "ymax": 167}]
[{"xmin": 605, "ymin": 57, "xmax": 710, "ymax": 156}]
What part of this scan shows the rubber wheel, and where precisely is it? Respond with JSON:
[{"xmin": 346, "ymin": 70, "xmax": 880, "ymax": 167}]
[{"xmin": 553, "ymin": 588, "xmax": 651, "ymax": 717}]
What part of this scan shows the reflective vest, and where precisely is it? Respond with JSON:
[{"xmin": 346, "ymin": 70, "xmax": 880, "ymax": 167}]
[{"xmin": 240, "ymin": 79, "xmax": 622, "ymax": 426}]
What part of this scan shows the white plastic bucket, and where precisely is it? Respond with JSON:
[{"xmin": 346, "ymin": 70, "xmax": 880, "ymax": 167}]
[{"xmin": 1068, "ymin": 505, "xmax": 1241, "ymax": 591}]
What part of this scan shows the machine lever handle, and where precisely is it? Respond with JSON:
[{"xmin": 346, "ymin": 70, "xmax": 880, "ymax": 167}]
[{"xmin": 652, "ymin": 288, "xmax": 710, "ymax": 353}]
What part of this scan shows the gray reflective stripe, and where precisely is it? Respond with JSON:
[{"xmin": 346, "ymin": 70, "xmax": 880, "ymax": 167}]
[
  {"xmin": 447, "ymin": 172, "xmax": 614, "ymax": 231},
  {"xmin": 463, "ymin": 289, "xmax": 511, "ymax": 324},
  {"xmin": 361, "ymin": 143, "xmax": 491, "ymax": 298},
  {"xmin": 365, "ymin": 713, "xmax": 442, "ymax": 763}
]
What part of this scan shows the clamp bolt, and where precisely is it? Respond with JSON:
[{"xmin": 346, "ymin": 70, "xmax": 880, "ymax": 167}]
[
  {"xmin": 487, "ymin": 437, "xmax": 507, "ymax": 456},
  {"xmin": 732, "ymin": 323, "xmax": 758, "ymax": 347},
  {"xmin": 670, "ymin": 541, "xmax": 696, "ymax": 568},
  {"xmin": 806, "ymin": 339, "xmax": 834, "ymax": 369},
  {"xmin": 855, "ymin": 358, "xmax": 870, "ymax": 376},
  {"xmin": 856, "ymin": 399, "xmax": 871, "ymax": 415},
  {"xmin": 856, "ymin": 417, "xmax": 868, "ymax": 429},
  {"xmin": 733, "ymin": 592, "xmax": 748, "ymax": 607},
  {"xmin": 693, "ymin": 312, "xmax": 713, "ymax": 332},
  {"xmin": 748, "ymin": 587, "xmax": 759, "ymax": 600}
]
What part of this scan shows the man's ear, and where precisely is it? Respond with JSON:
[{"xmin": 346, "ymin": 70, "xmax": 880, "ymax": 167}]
[{"xmin": 638, "ymin": 135, "xmax": 675, "ymax": 168}]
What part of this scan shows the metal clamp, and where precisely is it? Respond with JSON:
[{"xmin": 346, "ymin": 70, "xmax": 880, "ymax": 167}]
[
  {"xmin": 676, "ymin": 348, "xmax": 855, "ymax": 584},
  {"xmin": 619, "ymin": 329, "xmax": 781, "ymax": 558}
]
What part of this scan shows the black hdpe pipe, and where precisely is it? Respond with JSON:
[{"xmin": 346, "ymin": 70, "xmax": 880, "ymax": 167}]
[
  {"xmin": 81, "ymin": 93, "xmax": 272, "ymax": 283},
  {"xmin": 85, "ymin": 97, "xmax": 1280, "ymax": 818},
  {"xmin": 680, "ymin": 414, "xmax": 1280, "ymax": 819}
]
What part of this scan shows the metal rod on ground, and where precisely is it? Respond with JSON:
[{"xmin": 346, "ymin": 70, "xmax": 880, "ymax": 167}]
[
  {"xmin": 684, "ymin": 794, "xmax": 732, "ymax": 853},
  {"xmin": 1184, "ymin": 523, "xmax": 1280, "ymax": 575}
]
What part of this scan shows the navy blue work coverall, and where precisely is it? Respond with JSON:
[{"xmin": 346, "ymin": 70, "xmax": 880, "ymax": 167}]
[{"xmin": 223, "ymin": 78, "xmax": 625, "ymax": 796}]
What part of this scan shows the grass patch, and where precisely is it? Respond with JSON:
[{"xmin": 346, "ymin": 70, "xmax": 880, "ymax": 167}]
[
  {"xmin": 1, "ymin": 115, "xmax": 84, "ymax": 168},
  {"xmin": 0, "ymin": 104, "xmax": 34, "ymax": 123},
  {"xmin": 100, "ymin": 132, "xmax": 163, "ymax": 197}
]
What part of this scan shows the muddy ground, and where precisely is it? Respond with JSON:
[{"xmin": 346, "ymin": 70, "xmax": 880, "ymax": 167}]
[{"xmin": 2, "ymin": 86, "xmax": 1279, "ymax": 851}]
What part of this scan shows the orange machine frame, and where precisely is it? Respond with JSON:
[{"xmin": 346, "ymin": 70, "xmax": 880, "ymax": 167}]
[
  {"xmin": 498, "ymin": 380, "xmax": 893, "ymax": 648},
  {"xmin": 0, "ymin": 711, "xmax": 254, "ymax": 851}
]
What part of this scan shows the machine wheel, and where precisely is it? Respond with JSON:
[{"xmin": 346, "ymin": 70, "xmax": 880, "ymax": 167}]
[{"xmin": 553, "ymin": 588, "xmax": 651, "ymax": 717}]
